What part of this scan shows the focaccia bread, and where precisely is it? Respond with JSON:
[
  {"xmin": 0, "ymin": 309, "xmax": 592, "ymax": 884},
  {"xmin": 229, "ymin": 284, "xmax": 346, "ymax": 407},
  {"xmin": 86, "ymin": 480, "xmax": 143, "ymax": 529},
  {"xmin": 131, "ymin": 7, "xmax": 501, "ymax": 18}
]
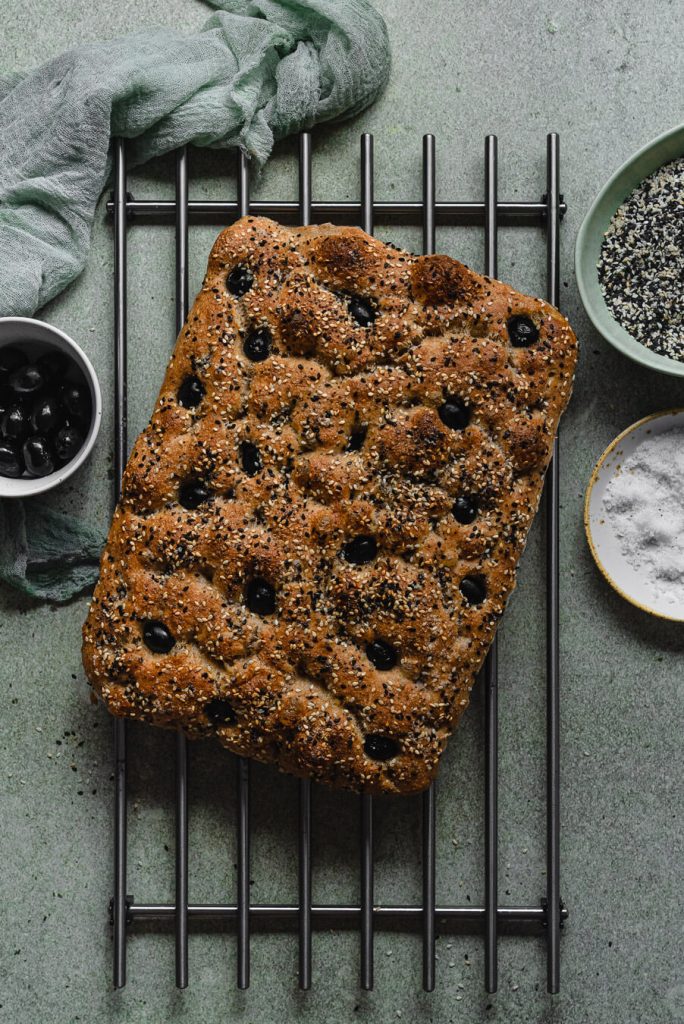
[{"xmin": 82, "ymin": 216, "xmax": 577, "ymax": 794}]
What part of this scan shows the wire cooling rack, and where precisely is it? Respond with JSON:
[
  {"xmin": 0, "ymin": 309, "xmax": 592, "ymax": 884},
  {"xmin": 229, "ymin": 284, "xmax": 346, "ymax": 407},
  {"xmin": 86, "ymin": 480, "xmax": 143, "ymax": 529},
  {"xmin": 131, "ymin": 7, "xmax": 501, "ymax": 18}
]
[{"xmin": 106, "ymin": 129, "xmax": 568, "ymax": 995}]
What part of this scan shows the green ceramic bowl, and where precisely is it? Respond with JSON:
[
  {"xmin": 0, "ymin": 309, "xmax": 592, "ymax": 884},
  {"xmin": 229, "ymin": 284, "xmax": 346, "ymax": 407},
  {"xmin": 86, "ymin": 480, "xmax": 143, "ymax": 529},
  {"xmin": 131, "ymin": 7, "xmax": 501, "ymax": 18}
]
[{"xmin": 575, "ymin": 122, "xmax": 684, "ymax": 377}]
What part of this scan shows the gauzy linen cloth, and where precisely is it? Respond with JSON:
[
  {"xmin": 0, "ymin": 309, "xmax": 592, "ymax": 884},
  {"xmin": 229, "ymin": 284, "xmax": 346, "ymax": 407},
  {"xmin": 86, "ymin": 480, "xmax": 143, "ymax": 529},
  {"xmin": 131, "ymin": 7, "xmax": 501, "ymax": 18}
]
[{"xmin": 0, "ymin": 0, "xmax": 390, "ymax": 601}]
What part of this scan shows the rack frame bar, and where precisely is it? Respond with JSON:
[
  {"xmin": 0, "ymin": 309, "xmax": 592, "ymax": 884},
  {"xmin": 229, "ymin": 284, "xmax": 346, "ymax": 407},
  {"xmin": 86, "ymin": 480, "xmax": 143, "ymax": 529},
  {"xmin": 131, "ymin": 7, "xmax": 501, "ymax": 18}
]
[
  {"xmin": 297, "ymin": 131, "xmax": 314, "ymax": 993},
  {"xmin": 483, "ymin": 133, "xmax": 500, "ymax": 996},
  {"xmin": 420, "ymin": 133, "xmax": 437, "ymax": 996},
  {"xmin": 125, "ymin": 902, "xmax": 569, "ymax": 924},
  {"xmin": 545, "ymin": 131, "xmax": 563, "ymax": 996},
  {"xmin": 106, "ymin": 199, "xmax": 565, "ymax": 224},
  {"xmin": 359, "ymin": 131, "xmax": 375, "ymax": 994},
  {"xmin": 112, "ymin": 137, "xmax": 129, "ymax": 993},
  {"xmin": 173, "ymin": 146, "xmax": 191, "ymax": 992}
]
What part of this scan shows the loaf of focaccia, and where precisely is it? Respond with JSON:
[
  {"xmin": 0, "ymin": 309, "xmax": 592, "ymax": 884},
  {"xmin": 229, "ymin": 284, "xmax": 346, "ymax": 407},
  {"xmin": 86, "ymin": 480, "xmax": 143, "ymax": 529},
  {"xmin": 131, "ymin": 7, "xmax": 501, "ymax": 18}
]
[{"xmin": 82, "ymin": 216, "xmax": 577, "ymax": 794}]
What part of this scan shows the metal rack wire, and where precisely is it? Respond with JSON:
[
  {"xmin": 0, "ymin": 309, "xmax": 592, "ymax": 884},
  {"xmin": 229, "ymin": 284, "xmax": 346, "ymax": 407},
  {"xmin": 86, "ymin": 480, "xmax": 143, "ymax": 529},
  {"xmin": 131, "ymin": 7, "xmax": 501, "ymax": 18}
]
[{"xmin": 107, "ymin": 130, "xmax": 568, "ymax": 995}]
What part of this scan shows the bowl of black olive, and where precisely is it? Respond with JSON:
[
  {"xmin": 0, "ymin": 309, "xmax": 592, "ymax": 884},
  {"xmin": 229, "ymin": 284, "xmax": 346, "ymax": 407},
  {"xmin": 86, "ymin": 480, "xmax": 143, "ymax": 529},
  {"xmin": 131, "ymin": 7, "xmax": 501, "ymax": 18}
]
[{"xmin": 0, "ymin": 317, "xmax": 101, "ymax": 497}]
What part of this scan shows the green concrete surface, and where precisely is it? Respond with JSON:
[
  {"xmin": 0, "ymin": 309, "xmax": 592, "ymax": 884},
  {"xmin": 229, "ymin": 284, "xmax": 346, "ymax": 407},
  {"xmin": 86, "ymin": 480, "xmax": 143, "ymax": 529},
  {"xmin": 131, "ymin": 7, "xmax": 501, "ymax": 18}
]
[{"xmin": 1, "ymin": 2, "xmax": 683, "ymax": 1022}]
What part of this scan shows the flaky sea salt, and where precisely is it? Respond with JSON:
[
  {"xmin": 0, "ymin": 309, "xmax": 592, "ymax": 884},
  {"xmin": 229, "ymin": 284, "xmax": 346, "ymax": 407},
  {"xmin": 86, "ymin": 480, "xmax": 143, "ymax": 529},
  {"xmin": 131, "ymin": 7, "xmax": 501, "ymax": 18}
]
[{"xmin": 602, "ymin": 428, "xmax": 684, "ymax": 607}]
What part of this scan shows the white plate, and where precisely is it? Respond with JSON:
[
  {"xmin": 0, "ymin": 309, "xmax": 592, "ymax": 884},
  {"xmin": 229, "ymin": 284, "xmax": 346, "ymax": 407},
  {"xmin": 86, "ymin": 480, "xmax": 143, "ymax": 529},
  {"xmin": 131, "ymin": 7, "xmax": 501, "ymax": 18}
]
[{"xmin": 584, "ymin": 409, "xmax": 684, "ymax": 622}]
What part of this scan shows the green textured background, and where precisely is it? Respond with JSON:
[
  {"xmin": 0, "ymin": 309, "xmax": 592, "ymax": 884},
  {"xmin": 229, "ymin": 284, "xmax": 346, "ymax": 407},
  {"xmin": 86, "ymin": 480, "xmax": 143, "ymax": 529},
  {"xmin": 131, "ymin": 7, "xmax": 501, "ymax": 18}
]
[{"xmin": 1, "ymin": 2, "xmax": 683, "ymax": 1023}]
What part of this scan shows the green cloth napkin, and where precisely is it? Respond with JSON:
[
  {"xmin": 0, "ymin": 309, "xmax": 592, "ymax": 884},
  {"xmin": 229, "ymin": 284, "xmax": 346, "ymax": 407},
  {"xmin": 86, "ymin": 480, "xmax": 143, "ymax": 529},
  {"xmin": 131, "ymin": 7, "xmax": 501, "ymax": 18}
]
[{"xmin": 0, "ymin": 0, "xmax": 390, "ymax": 603}]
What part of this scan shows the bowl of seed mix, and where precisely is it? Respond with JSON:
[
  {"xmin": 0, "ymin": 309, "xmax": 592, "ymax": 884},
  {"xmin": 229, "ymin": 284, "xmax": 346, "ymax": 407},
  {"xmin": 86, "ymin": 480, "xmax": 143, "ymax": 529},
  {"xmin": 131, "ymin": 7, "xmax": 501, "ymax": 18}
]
[{"xmin": 576, "ymin": 123, "xmax": 684, "ymax": 377}]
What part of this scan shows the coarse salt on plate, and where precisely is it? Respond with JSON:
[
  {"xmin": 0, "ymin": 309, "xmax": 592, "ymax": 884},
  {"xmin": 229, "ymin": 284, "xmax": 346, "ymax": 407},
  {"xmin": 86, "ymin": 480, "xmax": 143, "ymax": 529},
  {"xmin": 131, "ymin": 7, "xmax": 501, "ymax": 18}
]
[{"xmin": 585, "ymin": 408, "xmax": 684, "ymax": 622}]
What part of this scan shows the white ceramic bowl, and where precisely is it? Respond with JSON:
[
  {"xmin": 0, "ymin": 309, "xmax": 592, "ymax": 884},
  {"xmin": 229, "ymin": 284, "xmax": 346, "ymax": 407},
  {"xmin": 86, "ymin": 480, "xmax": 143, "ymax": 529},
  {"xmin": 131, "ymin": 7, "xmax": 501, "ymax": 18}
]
[
  {"xmin": 0, "ymin": 317, "xmax": 102, "ymax": 498},
  {"xmin": 584, "ymin": 409, "xmax": 684, "ymax": 622}
]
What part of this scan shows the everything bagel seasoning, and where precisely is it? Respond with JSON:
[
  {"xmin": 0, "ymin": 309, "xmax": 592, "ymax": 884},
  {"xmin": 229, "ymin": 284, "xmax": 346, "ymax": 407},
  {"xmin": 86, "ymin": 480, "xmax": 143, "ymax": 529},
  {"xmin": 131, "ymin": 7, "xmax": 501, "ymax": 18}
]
[{"xmin": 597, "ymin": 157, "xmax": 684, "ymax": 361}]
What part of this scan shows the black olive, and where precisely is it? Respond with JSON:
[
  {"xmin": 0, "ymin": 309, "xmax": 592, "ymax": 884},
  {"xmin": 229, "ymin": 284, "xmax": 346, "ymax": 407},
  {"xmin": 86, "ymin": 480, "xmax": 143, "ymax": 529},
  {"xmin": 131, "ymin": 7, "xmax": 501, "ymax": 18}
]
[
  {"xmin": 438, "ymin": 396, "xmax": 470, "ymax": 430},
  {"xmin": 346, "ymin": 425, "xmax": 367, "ymax": 452},
  {"xmin": 54, "ymin": 425, "xmax": 84, "ymax": 463},
  {"xmin": 142, "ymin": 620, "xmax": 176, "ymax": 653},
  {"xmin": 243, "ymin": 327, "xmax": 272, "ymax": 362},
  {"xmin": 0, "ymin": 439, "xmax": 24, "ymax": 478},
  {"xmin": 9, "ymin": 364, "xmax": 44, "ymax": 398},
  {"xmin": 204, "ymin": 698, "xmax": 237, "ymax": 726},
  {"xmin": 366, "ymin": 640, "xmax": 397, "ymax": 671},
  {"xmin": 31, "ymin": 395, "xmax": 64, "ymax": 434},
  {"xmin": 460, "ymin": 574, "xmax": 487, "ymax": 605},
  {"xmin": 36, "ymin": 349, "xmax": 69, "ymax": 379},
  {"xmin": 507, "ymin": 315, "xmax": 539, "ymax": 347},
  {"xmin": 348, "ymin": 295, "xmax": 376, "ymax": 328},
  {"xmin": 178, "ymin": 479, "xmax": 211, "ymax": 510},
  {"xmin": 1, "ymin": 403, "xmax": 30, "ymax": 442},
  {"xmin": 342, "ymin": 535, "xmax": 377, "ymax": 565},
  {"xmin": 0, "ymin": 384, "xmax": 12, "ymax": 416},
  {"xmin": 0, "ymin": 346, "xmax": 24, "ymax": 380},
  {"xmin": 246, "ymin": 577, "xmax": 276, "ymax": 615},
  {"xmin": 364, "ymin": 734, "xmax": 399, "ymax": 762},
  {"xmin": 240, "ymin": 440, "xmax": 262, "ymax": 476},
  {"xmin": 227, "ymin": 265, "xmax": 254, "ymax": 297},
  {"xmin": 452, "ymin": 495, "xmax": 478, "ymax": 525},
  {"xmin": 22, "ymin": 435, "xmax": 55, "ymax": 477},
  {"xmin": 60, "ymin": 382, "xmax": 91, "ymax": 422},
  {"xmin": 177, "ymin": 375, "xmax": 204, "ymax": 408}
]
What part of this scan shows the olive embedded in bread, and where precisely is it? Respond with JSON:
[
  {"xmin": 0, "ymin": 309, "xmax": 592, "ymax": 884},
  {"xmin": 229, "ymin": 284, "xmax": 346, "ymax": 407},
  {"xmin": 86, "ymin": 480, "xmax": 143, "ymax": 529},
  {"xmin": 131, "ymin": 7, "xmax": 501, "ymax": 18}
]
[
  {"xmin": 178, "ymin": 479, "xmax": 211, "ymax": 510},
  {"xmin": 342, "ymin": 535, "xmax": 377, "ymax": 565},
  {"xmin": 366, "ymin": 639, "xmax": 397, "ymax": 671},
  {"xmin": 347, "ymin": 295, "xmax": 376, "ymax": 327},
  {"xmin": 142, "ymin": 620, "xmax": 175, "ymax": 653},
  {"xmin": 459, "ymin": 574, "xmax": 487, "ymax": 605},
  {"xmin": 177, "ymin": 375, "xmax": 204, "ymax": 408},
  {"xmin": 346, "ymin": 425, "xmax": 367, "ymax": 451},
  {"xmin": 452, "ymin": 495, "xmax": 478, "ymax": 525},
  {"xmin": 227, "ymin": 264, "xmax": 254, "ymax": 297},
  {"xmin": 246, "ymin": 577, "xmax": 276, "ymax": 615},
  {"xmin": 243, "ymin": 327, "xmax": 272, "ymax": 362},
  {"xmin": 438, "ymin": 396, "xmax": 470, "ymax": 430},
  {"xmin": 507, "ymin": 315, "xmax": 539, "ymax": 347},
  {"xmin": 204, "ymin": 698, "xmax": 237, "ymax": 725},
  {"xmin": 239, "ymin": 441, "xmax": 262, "ymax": 476},
  {"xmin": 364, "ymin": 734, "xmax": 399, "ymax": 761}
]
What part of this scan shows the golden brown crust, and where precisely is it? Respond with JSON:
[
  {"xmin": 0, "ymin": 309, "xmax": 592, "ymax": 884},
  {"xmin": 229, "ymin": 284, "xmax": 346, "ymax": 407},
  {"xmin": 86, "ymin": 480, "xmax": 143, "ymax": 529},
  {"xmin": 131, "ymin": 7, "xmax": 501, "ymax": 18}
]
[{"xmin": 82, "ymin": 217, "xmax": 577, "ymax": 794}]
